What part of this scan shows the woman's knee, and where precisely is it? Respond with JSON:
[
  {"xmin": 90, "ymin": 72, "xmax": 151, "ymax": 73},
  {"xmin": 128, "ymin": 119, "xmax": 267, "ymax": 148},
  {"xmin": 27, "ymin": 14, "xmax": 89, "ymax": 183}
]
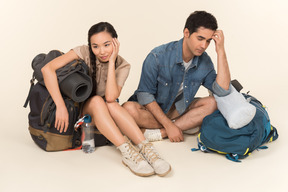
[
  {"xmin": 106, "ymin": 101, "xmax": 120, "ymax": 112},
  {"xmin": 84, "ymin": 95, "xmax": 106, "ymax": 112},
  {"xmin": 89, "ymin": 95, "xmax": 105, "ymax": 105}
]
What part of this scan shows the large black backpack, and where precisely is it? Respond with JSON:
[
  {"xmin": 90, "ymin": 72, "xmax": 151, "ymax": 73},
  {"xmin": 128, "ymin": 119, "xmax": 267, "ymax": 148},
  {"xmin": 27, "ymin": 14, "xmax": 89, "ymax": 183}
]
[
  {"xmin": 24, "ymin": 50, "xmax": 92, "ymax": 151},
  {"xmin": 27, "ymin": 83, "xmax": 82, "ymax": 151}
]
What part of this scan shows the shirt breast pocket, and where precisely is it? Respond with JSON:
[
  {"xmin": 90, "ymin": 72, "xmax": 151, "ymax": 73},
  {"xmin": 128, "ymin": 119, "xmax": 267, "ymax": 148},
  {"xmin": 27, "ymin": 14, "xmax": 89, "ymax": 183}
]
[
  {"xmin": 156, "ymin": 76, "xmax": 171, "ymax": 102},
  {"xmin": 191, "ymin": 81, "xmax": 201, "ymax": 87},
  {"xmin": 189, "ymin": 81, "xmax": 202, "ymax": 95}
]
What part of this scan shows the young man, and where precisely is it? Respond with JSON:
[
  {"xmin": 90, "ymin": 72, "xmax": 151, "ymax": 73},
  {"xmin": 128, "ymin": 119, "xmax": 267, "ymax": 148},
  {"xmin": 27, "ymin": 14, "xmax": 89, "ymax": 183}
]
[{"xmin": 123, "ymin": 11, "xmax": 231, "ymax": 142}]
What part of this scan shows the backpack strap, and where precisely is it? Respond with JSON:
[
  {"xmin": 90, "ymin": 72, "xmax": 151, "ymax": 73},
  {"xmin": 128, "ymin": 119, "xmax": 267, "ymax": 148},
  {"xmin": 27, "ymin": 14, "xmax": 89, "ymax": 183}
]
[
  {"xmin": 231, "ymin": 79, "xmax": 243, "ymax": 92},
  {"xmin": 191, "ymin": 136, "xmax": 210, "ymax": 153},
  {"xmin": 263, "ymin": 125, "xmax": 279, "ymax": 143},
  {"xmin": 226, "ymin": 154, "xmax": 241, "ymax": 162},
  {"xmin": 23, "ymin": 76, "xmax": 36, "ymax": 108}
]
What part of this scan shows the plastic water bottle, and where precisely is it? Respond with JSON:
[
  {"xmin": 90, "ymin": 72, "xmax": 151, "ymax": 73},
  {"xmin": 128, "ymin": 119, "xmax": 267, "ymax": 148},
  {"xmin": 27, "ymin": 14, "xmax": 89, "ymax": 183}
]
[{"xmin": 82, "ymin": 115, "xmax": 95, "ymax": 153}]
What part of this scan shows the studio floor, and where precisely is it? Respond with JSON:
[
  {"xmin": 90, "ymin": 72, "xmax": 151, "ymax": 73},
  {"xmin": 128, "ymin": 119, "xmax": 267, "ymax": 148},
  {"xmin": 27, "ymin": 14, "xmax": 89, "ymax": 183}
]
[{"xmin": 1, "ymin": 117, "xmax": 287, "ymax": 192}]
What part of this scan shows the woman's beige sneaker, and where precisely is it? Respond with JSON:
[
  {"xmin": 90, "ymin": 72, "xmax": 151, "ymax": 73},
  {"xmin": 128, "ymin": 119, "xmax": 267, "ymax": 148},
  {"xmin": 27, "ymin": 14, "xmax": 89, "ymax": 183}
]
[
  {"xmin": 139, "ymin": 141, "xmax": 171, "ymax": 176},
  {"xmin": 117, "ymin": 140, "xmax": 155, "ymax": 177}
]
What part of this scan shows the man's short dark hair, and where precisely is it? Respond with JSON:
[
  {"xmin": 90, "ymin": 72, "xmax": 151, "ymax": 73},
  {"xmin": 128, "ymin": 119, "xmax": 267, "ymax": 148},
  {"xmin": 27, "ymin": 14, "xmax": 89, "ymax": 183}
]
[{"xmin": 184, "ymin": 11, "xmax": 218, "ymax": 35}]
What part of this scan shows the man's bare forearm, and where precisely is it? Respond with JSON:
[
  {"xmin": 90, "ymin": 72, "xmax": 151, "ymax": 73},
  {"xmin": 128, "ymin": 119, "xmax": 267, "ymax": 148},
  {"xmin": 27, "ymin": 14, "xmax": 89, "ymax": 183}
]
[{"xmin": 145, "ymin": 101, "xmax": 173, "ymax": 129}]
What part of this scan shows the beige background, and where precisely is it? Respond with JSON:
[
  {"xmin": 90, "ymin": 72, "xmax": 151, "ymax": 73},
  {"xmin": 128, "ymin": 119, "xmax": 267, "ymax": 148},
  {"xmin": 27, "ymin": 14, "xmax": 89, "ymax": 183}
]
[{"xmin": 1, "ymin": 0, "xmax": 288, "ymax": 192}]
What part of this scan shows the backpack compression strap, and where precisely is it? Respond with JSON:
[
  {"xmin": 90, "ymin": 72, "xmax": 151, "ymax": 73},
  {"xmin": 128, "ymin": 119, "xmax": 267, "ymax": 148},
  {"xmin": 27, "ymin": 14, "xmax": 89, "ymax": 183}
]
[{"xmin": 23, "ymin": 76, "xmax": 36, "ymax": 108}]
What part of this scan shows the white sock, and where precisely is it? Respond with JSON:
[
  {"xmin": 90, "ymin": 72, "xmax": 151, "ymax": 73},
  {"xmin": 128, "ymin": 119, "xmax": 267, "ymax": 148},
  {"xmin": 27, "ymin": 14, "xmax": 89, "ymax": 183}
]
[{"xmin": 144, "ymin": 129, "xmax": 162, "ymax": 138}]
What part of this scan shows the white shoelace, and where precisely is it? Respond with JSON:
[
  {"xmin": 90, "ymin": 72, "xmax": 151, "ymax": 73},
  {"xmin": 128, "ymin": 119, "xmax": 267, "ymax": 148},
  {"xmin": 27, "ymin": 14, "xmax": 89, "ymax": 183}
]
[
  {"xmin": 141, "ymin": 143, "xmax": 160, "ymax": 164},
  {"xmin": 124, "ymin": 142, "xmax": 143, "ymax": 163}
]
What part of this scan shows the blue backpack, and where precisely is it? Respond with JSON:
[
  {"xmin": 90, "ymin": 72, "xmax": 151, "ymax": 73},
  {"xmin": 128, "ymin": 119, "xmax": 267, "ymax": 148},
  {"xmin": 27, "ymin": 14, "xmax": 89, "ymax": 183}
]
[{"xmin": 192, "ymin": 94, "xmax": 279, "ymax": 162}]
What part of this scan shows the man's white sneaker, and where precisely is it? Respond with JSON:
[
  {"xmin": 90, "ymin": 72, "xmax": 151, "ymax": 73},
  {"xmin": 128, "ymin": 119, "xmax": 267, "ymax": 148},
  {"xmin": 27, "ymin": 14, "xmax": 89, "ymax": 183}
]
[
  {"xmin": 139, "ymin": 141, "xmax": 171, "ymax": 176},
  {"xmin": 143, "ymin": 129, "xmax": 163, "ymax": 142},
  {"xmin": 117, "ymin": 139, "xmax": 154, "ymax": 177}
]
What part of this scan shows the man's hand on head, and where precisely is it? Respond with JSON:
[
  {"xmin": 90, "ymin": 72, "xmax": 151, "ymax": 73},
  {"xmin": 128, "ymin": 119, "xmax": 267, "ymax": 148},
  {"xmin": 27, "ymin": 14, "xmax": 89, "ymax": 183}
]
[{"xmin": 212, "ymin": 30, "xmax": 225, "ymax": 54}]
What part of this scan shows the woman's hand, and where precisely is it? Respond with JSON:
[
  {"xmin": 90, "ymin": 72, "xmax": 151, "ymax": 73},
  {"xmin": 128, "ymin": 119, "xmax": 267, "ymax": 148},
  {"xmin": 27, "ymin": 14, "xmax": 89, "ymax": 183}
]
[
  {"xmin": 109, "ymin": 38, "xmax": 120, "ymax": 63},
  {"xmin": 55, "ymin": 105, "xmax": 69, "ymax": 133},
  {"xmin": 105, "ymin": 38, "xmax": 121, "ymax": 102}
]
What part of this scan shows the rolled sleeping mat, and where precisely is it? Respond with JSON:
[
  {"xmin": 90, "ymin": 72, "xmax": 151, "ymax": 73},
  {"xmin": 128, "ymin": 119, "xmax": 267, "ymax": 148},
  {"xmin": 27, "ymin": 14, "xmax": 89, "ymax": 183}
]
[{"xmin": 59, "ymin": 72, "xmax": 92, "ymax": 102}]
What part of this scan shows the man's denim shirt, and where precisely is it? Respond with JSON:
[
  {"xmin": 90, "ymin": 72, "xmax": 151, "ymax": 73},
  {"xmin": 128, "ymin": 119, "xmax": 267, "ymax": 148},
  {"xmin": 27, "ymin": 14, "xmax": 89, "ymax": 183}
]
[{"xmin": 133, "ymin": 38, "xmax": 231, "ymax": 114}]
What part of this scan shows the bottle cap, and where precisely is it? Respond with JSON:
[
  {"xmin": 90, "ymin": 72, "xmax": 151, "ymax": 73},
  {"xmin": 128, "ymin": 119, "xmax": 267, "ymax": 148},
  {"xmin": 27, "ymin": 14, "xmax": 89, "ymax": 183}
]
[{"xmin": 83, "ymin": 114, "xmax": 92, "ymax": 123}]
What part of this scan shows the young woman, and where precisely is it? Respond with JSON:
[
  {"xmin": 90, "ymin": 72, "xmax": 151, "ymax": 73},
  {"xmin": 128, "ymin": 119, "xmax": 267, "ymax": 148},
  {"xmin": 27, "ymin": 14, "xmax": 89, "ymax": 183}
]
[{"xmin": 41, "ymin": 22, "xmax": 171, "ymax": 177}]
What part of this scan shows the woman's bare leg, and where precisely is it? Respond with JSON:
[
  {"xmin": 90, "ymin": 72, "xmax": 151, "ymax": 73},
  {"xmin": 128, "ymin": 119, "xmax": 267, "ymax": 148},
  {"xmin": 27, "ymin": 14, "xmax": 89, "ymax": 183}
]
[
  {"xmin": 106, "ymin": 101, "xmax": 146, "ymax": 145},
  {"xmin": 82, "ymin": 96, "xmax": 125, "ymax": 147}
]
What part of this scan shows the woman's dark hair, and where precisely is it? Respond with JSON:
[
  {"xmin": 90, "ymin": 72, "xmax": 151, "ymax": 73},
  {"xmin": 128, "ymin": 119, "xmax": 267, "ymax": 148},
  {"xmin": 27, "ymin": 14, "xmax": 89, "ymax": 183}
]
[
  {"xmin": 184, "ymin": 11, "xmax": 218, "ymax": 35},
  {"xmin": 88, "ymin": 22, "xmax": 118, "ymax": 95}
]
